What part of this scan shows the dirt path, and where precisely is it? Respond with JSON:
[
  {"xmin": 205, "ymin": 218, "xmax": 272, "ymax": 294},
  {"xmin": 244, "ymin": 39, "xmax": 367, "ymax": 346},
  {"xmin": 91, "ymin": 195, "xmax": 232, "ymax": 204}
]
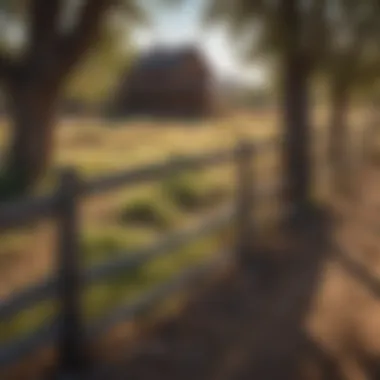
[
  {"xmin": 307, "ymin": 168, "xmax": 380, "ymax": 380},
  {"xmin": 88, "ymin": 212, "xmax": 337, "ymax": 380}
]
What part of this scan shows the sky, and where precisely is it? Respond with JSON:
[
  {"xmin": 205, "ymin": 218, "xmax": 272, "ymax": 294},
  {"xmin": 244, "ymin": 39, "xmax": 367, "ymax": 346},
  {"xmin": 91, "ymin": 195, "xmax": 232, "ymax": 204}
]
[{"xmin": 132, "ymin": 0, "xmax": 265, "ymax": 87}]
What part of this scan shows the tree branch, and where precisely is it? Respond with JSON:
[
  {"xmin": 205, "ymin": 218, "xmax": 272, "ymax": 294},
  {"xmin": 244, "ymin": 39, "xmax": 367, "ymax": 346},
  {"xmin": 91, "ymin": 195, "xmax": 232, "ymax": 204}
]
[
  {"xmin": 28, "ymin": 0, "xmax": 63, "ymax": 49},
  {"xmin": 57, "ymin": 0, "xmax": 112, "ymax": 79},
  {"xmin": 305, "ymin": 0, "xmax": 327, "ymax": 60},
  {"xmin": 25, "ymin": 0, "xmax": 64, "ymax": 77},
  {"xmin": 0, "ymin": 53, "xmax": 18, "ymax": 85}
]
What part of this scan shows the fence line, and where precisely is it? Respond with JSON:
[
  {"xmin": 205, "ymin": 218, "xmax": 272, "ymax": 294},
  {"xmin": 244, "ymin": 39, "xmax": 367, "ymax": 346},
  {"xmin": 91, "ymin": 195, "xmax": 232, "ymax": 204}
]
[
  {"xmin": 0, "ymin": 194, "xmax": 58, "ymax": 230},
  {"xmin": 88, "ymin": 251, "xmax": 231, "ymax": 339},
  {"xmin": 0, "ymin": 206, "xmax": 234, "ymax": 321},
  {"xmin": 84, "ymin": 148, "xmax": 234, "ymax": 196},
  {"xmin": 0, "ymin": 148, "xmax": 236, "ymax": 232},
  {"xmin": 0, "ymin": 138, "xmax": 280, "ymax": 377}
]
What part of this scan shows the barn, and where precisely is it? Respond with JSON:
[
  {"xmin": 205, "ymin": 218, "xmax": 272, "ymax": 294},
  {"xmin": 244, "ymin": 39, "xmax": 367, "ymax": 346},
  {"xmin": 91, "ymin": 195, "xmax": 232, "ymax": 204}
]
[{"xmin": 108, "ymin": 45, "xmax": 215, "ymax": 118}]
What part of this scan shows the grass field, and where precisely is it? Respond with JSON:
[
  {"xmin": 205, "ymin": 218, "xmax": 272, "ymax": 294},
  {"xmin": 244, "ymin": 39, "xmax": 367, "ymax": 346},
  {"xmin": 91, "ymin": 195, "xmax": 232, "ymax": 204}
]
[
  {"xmin": 0, "ymin": 107, "xmax": 368, "ymax": 350},
  {"xmin": 0, "ymin": 111, "xmax": 283, "ymax": 346}
]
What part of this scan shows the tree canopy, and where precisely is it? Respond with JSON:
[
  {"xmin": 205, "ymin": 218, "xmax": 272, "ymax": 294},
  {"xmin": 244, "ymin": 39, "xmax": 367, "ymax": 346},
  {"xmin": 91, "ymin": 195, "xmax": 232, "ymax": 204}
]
[
  {"xmin": 64, "ymin": 14, "xmax": 136, "ymax": 104},
  {"xmin": 203, "ymin": 0, "xmax": 380, "ymax": 208},
  {"xmin": 0, "ymin": 0, "xmax": 148, "ymax": 198},
  {"xmin": 0, "ymin": 1, "xmax": 144, "ymax": 105}
]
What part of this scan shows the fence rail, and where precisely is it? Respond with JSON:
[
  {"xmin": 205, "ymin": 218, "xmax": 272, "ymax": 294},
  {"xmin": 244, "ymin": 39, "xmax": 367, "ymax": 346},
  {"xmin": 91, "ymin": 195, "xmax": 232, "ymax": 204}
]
[
  {"xmin": 0, "ymin": 138, "xmax": 280, "ymax": 377},
  {"xmin": 84, "ymin": 148, "xmax": 235, "ymax": 196},
  {"xmin": 0, "ymin": 194, "xmax": 58, "ymax": 230},
  {"xmin": 0, "ymin": 206, "xmax": 234, "ymax": 321}
]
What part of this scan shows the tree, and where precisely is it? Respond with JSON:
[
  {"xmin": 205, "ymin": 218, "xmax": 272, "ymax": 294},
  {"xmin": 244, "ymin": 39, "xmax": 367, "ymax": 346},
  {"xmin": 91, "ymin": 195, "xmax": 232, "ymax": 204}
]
[
  {"xmin": 0, "ymin": 0, "xmax": 143, "ymax": 199},
  {"xmin": 206, "ymin": 0, "xmax": 327, "ymax": 218},
  {"xmin": 320, "ymin": 0, "xmax": 380, "ymax": 194},
  {"xmin": 65, "ymin": 13, "xmax": 136, "ymax": 107}
]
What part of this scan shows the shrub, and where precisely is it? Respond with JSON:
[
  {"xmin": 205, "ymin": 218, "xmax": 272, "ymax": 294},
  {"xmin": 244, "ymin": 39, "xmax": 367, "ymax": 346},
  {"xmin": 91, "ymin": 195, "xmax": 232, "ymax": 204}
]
[
  {"xmin": 162, "ymin": 173, "xmax": 205, "ymax": 211},
  {"xmin": 119, "ymin": 195, "xmax": 178, "ymax": 230},
  {"xmin": 162, "ymin": 173, "xmax": 230, "ymax": 212}
]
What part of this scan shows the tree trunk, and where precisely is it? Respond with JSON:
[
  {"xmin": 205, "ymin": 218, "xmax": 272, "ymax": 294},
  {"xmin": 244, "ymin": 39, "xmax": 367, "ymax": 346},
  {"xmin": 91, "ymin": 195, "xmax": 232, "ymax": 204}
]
[
  {"xmin": 328, "ymin": 80, "xmax": 350, "ymax": 195},
  {"xmin": 0, "ymin": 1, "xmax": 113, "ymax": 201},
  {"xmin": 364, "ymin": 101, "xmax": 380, "ymax": 164},
  {"xmin": 282, "ymin": 50, "xmax": 313, "ymax": 217},
  {"xmin": 0, "ymin": 83, "xmax": 59, "ymax": 199},
  {"xmin": 280, "ymin": 0, "xmax": 314, "ymax": 223}
]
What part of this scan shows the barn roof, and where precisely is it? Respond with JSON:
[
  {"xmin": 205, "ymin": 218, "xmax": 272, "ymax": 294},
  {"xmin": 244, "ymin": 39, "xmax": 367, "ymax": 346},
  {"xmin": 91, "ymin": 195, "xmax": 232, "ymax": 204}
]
[{"xmin": 132, "ymin": 45, "xmax": 205, "ymax": 72}]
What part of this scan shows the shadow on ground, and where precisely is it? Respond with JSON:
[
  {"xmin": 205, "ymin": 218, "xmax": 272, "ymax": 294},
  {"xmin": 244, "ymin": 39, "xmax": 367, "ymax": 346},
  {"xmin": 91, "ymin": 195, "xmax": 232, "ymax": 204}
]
[
  {"xmin": 87, "ymin": 207, "xmax": 380, "ymax": 380},
  {"xmin": 6, "ymin": 179, "xmax": 380, "ymax": 380}
]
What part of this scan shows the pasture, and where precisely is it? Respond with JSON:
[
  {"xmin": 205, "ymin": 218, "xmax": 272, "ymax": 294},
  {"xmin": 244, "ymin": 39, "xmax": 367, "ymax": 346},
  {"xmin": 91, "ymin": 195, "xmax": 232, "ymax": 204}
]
[{"xmin": 0, "ymin": 107, "xmax": 368, "ymax": 351}]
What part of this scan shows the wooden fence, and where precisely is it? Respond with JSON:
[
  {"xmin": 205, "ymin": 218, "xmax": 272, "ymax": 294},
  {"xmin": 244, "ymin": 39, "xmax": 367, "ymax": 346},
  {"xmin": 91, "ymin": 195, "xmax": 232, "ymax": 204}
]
[{"xmin": 0, "ymin": 138, "xmax": 279, "ymax": 378}]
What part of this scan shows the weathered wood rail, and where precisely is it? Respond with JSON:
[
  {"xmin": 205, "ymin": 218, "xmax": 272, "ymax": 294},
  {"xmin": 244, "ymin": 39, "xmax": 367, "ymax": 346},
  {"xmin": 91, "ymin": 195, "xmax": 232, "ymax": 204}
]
[{"xmin": 0, "ymin": 138, "xmax": 280, "ymax": 378}]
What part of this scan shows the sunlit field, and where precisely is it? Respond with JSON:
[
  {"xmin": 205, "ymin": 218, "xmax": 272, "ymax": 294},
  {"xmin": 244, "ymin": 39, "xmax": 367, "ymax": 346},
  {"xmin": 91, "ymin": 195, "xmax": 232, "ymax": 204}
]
[{"xmin": 0, "ymin": 107, "xmax": 369, "ymax": 349}]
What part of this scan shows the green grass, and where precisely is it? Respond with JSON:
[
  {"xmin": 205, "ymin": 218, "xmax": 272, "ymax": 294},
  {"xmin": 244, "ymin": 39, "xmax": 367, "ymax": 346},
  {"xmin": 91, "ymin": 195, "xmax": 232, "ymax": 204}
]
[
  {"xmin": 0, "ymin": 111, "xmax": 278, "ymax": 348},
  {"xmin": 0, "ymin": 301, "xmax": 56, "ymax": 345},
  {"xmin": 0, "ymin": 107, "xmax": 371, "ymax": 355},
  {"xmin": 161, "ymin": 171, "xmax": 231, "ymax": 212},
  {"xmin": 118, "ymin": 194, "xmax": 180, "ymax": 230},
  {"xmin": 82, "ymin": 225, "xmax": 157, "ymax": 265},
  {"xmin": 0, "ymin": 229, "xmax": 226, "ymax": 346},
  {"xmin": 83, "ymin": 230, "xmax": 226, "ymax": 320}
]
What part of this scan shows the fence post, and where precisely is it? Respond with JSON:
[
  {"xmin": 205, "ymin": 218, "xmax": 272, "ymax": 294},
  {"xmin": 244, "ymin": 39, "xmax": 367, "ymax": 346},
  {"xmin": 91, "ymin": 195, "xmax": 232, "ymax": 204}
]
[
  {"xmin": 235, "ymin": 140, "xmax": 255, "ymax": 264},
  {"xmin": 56, "ymin": 168, "xmax": 87, "ymax": 379}
]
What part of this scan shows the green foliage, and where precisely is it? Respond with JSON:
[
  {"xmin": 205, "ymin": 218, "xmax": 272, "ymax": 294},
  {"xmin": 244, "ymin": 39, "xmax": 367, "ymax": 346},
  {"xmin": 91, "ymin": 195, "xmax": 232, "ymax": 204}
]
[
  {"xmin": 0, "ymin": 1, "xmax": 143, "ymax": 105},
  {"xmin": 0, "ymin": 301, "xmax": 56, "ymax": 345},
  {"xmin": 119, "ymin": 194, "xmax": 179, "ymax": 230},
  {"xmin": 320, "ymin": 1, "xmax": 380, "ymax": 91},
  {"xmin": 0, "ymin": 230, "xmax": 223, "ymax": 344},
  {"xmin": 162, "ymin": 173, "xmax": 205, "ymax": 211},
  {"xmin": 82, "ymin": 226, "xmax": 155, "ymax": 264},
  {"xmin": 64, "ymin": 18, "xmax": 136, "ymax": 104},
  {"xmin": 204, "ymin": 0, "xmax": 287, "ymax": 61},
  {"xmin": 162, "ymin": 172, "xmax": 230, "ymax": 212},
  {"xmin": 83, "ymin": 233, "xmax": 221, "ymax": 319},
  {"xmin": 206, "ymin": 0, "xmax": 380, "ymax": 86}
]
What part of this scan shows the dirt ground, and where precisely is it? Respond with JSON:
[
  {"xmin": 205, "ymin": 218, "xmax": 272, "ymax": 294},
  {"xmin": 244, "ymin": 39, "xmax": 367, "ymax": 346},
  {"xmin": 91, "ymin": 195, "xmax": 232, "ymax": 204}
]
[
  {"xmin": 5, "ymin": 168, "xmax": 380, "ymax": 380},
  {"xmin": 85, "ymin": 168, "xmax": 380, "ymax": 380}
]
